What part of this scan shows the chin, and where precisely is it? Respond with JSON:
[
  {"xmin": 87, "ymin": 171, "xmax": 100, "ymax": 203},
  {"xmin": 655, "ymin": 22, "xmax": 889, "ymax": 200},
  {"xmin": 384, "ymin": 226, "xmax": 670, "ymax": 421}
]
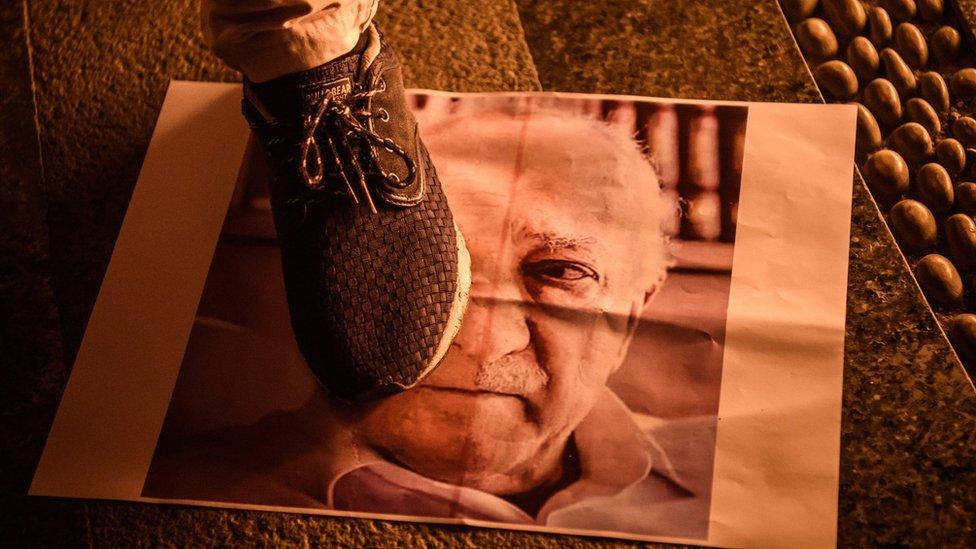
[
  {"xmin": 399, "ymin": 436, "xmax": 549, "ymax": 496},
  {"xmin": 359, "ymin": 387, "xmax": 553, "ymax": 493}
]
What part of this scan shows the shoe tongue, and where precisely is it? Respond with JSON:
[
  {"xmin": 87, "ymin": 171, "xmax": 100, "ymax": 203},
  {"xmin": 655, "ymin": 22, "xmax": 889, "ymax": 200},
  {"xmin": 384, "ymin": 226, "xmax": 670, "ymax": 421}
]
[
  {"xmin": 245, "ymin": 33, "xmax": 370, "ymax": 121},
  {"xmin": 298, "ymin": 52, "xmax": 362, "ymax": 110}
]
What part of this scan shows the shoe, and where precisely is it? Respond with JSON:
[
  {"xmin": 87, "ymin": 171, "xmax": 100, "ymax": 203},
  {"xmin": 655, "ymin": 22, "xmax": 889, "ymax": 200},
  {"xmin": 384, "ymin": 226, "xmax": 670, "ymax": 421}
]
[{"xmin": 241, "ymin": 24, "xmax": 470, "ymax": 402}]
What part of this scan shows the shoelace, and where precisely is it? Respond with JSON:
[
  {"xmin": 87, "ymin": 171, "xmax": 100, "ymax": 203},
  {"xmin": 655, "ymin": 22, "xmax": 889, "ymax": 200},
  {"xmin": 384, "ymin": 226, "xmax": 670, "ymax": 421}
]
[{"xmin": 298, "ymin": 77, "xmax": 416, "ymax": 214}]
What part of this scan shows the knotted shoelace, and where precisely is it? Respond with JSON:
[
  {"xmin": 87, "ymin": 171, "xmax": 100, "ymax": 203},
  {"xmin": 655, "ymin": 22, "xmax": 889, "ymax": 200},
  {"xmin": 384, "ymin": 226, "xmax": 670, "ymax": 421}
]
[{"xmin": 298, "ymin": 77, "xmax": 416, "ymax": 214}]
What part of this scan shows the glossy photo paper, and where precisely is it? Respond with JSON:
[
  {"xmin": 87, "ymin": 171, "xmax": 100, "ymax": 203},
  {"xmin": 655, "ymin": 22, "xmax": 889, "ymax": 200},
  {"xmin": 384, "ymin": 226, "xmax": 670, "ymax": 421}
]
[{"xmin": 31, "ymin": 82, "xmax": 855, "ymax": 548}]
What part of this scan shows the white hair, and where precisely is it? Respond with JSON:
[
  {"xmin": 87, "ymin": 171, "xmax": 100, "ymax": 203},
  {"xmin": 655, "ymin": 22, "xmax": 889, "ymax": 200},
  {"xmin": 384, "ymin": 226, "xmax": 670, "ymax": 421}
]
[{"xmin": 421, "ymin": 98, "xmax": 674, "ymax": 290}]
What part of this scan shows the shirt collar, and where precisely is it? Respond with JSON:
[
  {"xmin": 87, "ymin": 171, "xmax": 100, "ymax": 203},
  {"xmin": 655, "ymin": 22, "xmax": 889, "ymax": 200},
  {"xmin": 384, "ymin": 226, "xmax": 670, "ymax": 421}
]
[
  {"xmin": 324, "ymin": 387, "xmax": 688, "ymax": 522},
  {"xmin": 535, "ymin": 387, "xmax": 655, "ymax": 522}
]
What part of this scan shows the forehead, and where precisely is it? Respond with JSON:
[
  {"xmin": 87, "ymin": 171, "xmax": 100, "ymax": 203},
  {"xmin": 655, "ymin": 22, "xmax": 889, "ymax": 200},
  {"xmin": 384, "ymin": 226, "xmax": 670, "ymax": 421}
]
[{"xmin": 424, "ymin": 112, "xmax": 661, "ymax": 234}]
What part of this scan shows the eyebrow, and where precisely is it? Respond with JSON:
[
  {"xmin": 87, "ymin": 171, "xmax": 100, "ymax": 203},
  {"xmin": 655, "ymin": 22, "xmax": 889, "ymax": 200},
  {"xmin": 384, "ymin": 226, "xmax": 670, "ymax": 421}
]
[{"xmin": 512, "ymin": 225, "xmax": 602, "ymax": 255}]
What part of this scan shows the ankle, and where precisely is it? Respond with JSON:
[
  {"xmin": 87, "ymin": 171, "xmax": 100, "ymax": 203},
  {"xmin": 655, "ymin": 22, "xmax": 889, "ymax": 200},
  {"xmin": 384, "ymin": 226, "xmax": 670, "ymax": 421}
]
[{"xmin": 245, "ymin": 32, "xmax": 370, "ymax": 120}]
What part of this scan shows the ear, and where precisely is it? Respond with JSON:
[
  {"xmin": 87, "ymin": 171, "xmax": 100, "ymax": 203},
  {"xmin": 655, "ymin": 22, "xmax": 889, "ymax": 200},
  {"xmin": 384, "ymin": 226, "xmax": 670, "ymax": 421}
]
[
  {"xmin": 642, "ymin": 281, "xmax": 662, "ymax": 310},
  {"xmin": 615, "ymin": 282, "xmax": 661, "ymax": 365}
]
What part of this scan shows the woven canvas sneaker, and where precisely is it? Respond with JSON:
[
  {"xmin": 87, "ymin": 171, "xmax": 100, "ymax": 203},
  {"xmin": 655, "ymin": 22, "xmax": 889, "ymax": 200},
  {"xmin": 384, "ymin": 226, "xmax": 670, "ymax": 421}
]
[{"xmin": 241, "ymin": 24, "xmax": 470, "ymax": 401}]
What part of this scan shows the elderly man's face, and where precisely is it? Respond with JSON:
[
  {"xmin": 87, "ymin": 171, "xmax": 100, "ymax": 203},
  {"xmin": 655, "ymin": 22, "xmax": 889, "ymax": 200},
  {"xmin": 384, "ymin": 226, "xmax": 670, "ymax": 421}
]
[{"xmin": 355, "ymin": 113, "xmax": 666, "ymax": 496}]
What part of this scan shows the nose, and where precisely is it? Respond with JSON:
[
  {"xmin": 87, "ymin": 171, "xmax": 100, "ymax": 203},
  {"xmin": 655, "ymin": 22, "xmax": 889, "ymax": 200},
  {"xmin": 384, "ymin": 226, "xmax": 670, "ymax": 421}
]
[{"xmin": 452, "ymin": 283, "xmax": 531, "ymax": 365}]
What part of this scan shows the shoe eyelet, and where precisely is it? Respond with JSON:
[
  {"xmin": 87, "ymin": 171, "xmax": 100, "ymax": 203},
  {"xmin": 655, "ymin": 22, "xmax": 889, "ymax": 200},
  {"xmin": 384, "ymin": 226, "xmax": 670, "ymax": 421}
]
[
  {"xmin": 376, "ymin": 108, "xmax": 389, "ymax": 122},
  {"xmin": 377, "ymin": 78, "xmax": 387, "ymax": 93}
]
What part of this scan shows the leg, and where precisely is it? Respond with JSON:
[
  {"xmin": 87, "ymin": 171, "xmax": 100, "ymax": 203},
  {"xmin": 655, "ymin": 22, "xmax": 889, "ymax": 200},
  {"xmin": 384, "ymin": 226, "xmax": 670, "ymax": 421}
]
[{"xmin": 201, "ymin": 0, "xmax": 379, "ymax": 82}]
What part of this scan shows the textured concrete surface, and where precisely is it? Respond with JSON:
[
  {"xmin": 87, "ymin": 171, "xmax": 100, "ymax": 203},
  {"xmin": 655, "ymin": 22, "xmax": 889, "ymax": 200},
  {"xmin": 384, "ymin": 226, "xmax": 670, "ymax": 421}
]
[
  {"xmin": 0, "ymin": 0, "xmax": 66, "ymax": 511},
  {"xmin": 0, "ymin": 2, "xmax": 84, "ymax": 547},
  {"xmin": 517, "ymin": 0, "xmax": 822, "ymax": 103},
  {"xmin": 517, "ymin": 0, "xmax": 976, "ymax": 546}
]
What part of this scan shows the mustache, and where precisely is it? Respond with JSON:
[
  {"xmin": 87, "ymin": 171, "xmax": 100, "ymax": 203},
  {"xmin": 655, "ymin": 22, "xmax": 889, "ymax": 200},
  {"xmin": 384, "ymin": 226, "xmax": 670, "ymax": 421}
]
[{"xmin": 473, "ymin": 353, "xmax": 550, "ymax": 395}]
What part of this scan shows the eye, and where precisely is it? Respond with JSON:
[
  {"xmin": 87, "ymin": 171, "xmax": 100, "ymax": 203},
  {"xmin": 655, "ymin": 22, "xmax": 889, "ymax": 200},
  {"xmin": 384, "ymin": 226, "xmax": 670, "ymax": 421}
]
[
  {"xmin": 522, "ymin": 260, "xmax": 599, "ymax": 283},
  {"xmin": 521, "ymin": 258, "xmax": 603, "ymax": 308}
]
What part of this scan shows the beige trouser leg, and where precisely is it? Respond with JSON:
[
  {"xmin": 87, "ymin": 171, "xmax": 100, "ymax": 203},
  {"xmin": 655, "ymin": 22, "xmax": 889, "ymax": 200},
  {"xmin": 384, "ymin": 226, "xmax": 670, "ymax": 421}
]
[{"xmin": 201, "ymin": 0, "xmax": 379, "ymax": 83}]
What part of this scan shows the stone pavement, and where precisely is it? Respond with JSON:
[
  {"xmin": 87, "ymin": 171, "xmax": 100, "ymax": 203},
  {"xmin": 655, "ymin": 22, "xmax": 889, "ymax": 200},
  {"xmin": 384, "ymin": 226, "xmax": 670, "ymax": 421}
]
[{"xmin": 1, "ymin": 0, "xmax": 974, "ymax": 546}]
